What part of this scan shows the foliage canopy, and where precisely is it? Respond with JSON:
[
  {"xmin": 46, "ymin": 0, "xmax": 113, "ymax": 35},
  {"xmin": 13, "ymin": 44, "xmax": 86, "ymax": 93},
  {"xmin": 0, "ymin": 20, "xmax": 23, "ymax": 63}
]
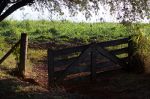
[{"xmin": 0, "ymin": 0, "xmax": 150, "ymax": 22}]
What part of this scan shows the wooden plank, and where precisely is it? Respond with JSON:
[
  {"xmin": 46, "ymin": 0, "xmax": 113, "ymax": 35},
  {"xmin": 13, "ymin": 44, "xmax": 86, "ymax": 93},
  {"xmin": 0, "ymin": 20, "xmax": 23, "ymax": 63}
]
[
  {"xmin": 53, "ymin": 38, "xmax": 129, "ymax": 81},
  {"xmin": 0, "ymin": 40, "xmax": 21, "ymax": 64},
  {"xmin": 56, "ymin": 64, "xmax": 121, "ymax": 80},
  {"xmin": 67, "ymin": 66, "xmax": 89, "ymax": 74},
  {"xmin": 54, "ymin": 57, "xmax": 78, "ymax": 67},
  {"xmin": 54, "ymin": 59, "xmax": 108, "ymax": 72},
  {"xmin": 109, "ymin": 47, "xmax": 128, "ymax": 55},
  {"xmin": 55, "ymin": 56, "xmax": 111, "ymax": 68},
  {"xmin": 54, "ymin": 38, "xmax": 128, "ymax": 57},
  {"xmin": 95, "ymin": 61, "xmax": 117, "ymax": 68},
  {"xmin": 53, "ymin": 45, "xmax": 89, "ymax": 57},
  {"xmin": 53, "ymin": 38, "xmax": 128, "ymax": 57},
  {"xmin": 54, "ymin": 61, "xmax": 118, "ymax": 77},
  {"xmin": 54, "ymin": 66, "xmax": 89, "ymax": 77},
  {"xmin": 56, "ymin": 46, "xmax": 92, "ymax": 80},
  {"xmin": 128, "ymin": 36, "xmax": 133, "ymax": 67},
  {"xmin": 54, "ymin": 56, "xmax": 91, "ymax": 67},
  {"xmin": 54, "ymin": 66, "xmax": 66, "ymax": 72},
  {"xmin": 48, "ymin": 49, "xmax": 55, "ymax": 87},
  {"xmin": 98, "ymin": 38, "xmax": 129, "ymax": 47},
  {"xmin": 19, "ymin": 33, "xmax": 28, "ymax": 78},
  {"xmin": 96, "ymin": 65, "xmax": 122, "ymax": 73},
  {"xmin": 90, "ymin": 47, "xmax": 97, "ymax": 80},
  {"xmin": 120, "ymin": 57, "xmax": 129, "ymax": 62},
  {"xmin": 95, "ymin": 46, "xmax": 127, "ymax": 68}
]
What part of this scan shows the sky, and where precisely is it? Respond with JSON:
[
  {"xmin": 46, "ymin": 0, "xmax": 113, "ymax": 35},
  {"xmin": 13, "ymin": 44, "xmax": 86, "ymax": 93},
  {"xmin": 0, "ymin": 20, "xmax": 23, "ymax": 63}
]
[
  {"xmin": 7, "ymin": 6, "xmax": 118, "ymax": 23},
  {"xmin": 7, "ymin": 6, "xmax": 149, "ymax": 23}
]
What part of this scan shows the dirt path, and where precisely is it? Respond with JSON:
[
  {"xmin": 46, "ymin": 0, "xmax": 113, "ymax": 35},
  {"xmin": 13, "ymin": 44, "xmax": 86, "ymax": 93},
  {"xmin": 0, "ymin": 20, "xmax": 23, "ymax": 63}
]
[
  {"xmin": 28, "ymin": 63, "xmax": 48, "ymax": 88},
  {"xmin": 0, "ymin": 67, "xmax": 53, "ymax": 99},
  {"xmin": 30, "ymin": 61, "xmax": 150, "ymax": 98},
  {"xmin": 1, "ymin": 65, "xmax": 89, "ymax": 99}
]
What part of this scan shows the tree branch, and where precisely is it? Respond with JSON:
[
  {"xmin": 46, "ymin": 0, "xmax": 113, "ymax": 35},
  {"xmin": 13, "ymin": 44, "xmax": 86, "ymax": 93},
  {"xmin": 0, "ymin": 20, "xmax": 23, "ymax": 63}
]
[
  {"xmin": 0, "ymin": 0, "xmax": 34, "ymax": 21},
  {"xmin": 0, "ymin": 0, "xmax": 4, "ymax": 4},
  {"xmin": 0, "ymin": 0, "xmax": 9, "ymax": 15}
]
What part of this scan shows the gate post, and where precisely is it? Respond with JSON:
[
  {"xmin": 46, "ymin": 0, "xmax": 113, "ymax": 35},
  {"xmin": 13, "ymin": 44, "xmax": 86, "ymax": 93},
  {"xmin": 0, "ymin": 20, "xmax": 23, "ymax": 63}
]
[
  {"xmin": 90, "ymin": 43, "xmax": 97, "ymax": 80},
  {"xmin": 128, "ymin": 36, "xmax": 131, "ymax": 67},
  {"xmin": 19, "ymin": 33, "xmax": 28, "ymax": 78},
  {"xmin": 48, "ymin": 49, "xmax": 55, "ymax": 88}
]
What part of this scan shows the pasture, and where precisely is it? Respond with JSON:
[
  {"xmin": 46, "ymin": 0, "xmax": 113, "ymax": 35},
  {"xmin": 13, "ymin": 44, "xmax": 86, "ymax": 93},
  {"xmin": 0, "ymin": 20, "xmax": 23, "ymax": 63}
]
[{"xmin": 1, "ymin": 20, "xmax": 150, "ymax": 98}]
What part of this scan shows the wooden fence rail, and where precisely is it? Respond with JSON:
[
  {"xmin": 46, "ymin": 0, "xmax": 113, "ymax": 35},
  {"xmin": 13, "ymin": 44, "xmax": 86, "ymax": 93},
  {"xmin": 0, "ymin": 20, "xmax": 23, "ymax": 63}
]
[
  {"xmin": 0, "ymin": 40, "xmax": 21, "ymax": 64},
  {"xmin": 48, "ymin": 37, "xmax": 130, "ymax": 87},
  {"xmin": 0, "ymin": 33, "xmax": 28, "ymax": 78}
]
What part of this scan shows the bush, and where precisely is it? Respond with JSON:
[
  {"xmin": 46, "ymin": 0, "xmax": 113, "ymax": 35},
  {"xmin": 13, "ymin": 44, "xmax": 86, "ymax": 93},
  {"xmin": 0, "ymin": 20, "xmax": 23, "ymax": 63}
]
[{"xmin": 129, "ymin": 24, "xmax": 150, "ymax": 73}]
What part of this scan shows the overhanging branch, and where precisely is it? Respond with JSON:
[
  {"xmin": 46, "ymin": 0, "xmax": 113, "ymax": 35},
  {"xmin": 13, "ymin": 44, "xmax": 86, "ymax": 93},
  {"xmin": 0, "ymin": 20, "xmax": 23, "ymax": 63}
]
[
  {"xmin": 0, "ymin": 0, "xmax": 9, "ymax": 14},
  {"xmin": 0, "ymin": 0, "xmax": 34, "ymax": 21}
]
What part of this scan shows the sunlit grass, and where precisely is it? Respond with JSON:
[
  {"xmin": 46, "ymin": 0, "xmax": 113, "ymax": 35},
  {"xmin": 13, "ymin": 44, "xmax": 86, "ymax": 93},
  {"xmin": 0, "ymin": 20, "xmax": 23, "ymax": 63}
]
[
  {"xmin": 0, "ymin": 20, "xmax": 129, "ymax": 43},
  {"xmin": 28, "ymin": 49, "xmax": 47, "ymax": 62}
]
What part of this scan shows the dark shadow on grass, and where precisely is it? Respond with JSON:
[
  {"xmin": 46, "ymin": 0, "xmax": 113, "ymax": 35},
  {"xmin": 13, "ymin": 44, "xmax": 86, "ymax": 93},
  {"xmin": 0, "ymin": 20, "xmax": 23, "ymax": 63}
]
[
  {"xmin": 0, "ymin": 78, "xmax": 85, "ymax": 99},
  {"xmin": 0, "ymin": 78, "xmax": 54, "ymax": 99},
  {"xmin": 0, "ymin": 65, "xmax": 13, "ymax": 71},
  {"xmin": 59, "ymin": 70, "xmax": 150, "ymax": 99}
]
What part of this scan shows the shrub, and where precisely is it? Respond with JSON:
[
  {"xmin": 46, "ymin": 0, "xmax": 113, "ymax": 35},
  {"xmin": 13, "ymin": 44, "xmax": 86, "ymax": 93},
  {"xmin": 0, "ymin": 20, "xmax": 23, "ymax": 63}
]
[{"xmin": 129, "ymin": 24, "xmax": 150, "ymax": 73}]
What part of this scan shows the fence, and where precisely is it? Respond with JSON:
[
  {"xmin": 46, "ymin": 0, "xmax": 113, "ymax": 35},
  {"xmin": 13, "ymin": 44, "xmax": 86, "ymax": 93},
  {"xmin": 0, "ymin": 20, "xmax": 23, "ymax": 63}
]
[
  {"xmin": 48, "ymin": 37, "xmax": 129, "ymax": 86},
  {"xmin": 0, "ymin": 33, "xmax": 28, "ymax": 78}
]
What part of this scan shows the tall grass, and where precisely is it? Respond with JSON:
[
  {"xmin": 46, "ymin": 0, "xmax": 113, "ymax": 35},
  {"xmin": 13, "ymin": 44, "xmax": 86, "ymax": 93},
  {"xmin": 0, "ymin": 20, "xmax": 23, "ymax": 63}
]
[
  {"xmin": 130, "ymin": 24, "xmax": 150, "ymax": 57},
  {"xmin": 1, "ymin": 20, "xmax": 150, "ymax": 73},
  {"xmin": 0, "ymin": 20, "xmax": 129, "ymax": 44},
  {"xmin": 127, "ymin": 24, "xmax": 150, "ymax": 73}
]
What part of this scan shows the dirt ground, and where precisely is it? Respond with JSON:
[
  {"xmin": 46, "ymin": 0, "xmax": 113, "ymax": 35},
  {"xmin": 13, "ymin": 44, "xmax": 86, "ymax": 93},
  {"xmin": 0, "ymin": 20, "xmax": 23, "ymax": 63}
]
[
  {"xmin": 29, "ymin": 61, "xmax": 150, "ymax": 99},
  {"xmin": 2, "ymin": 59, "xmax": 150, "ymax": 99}
]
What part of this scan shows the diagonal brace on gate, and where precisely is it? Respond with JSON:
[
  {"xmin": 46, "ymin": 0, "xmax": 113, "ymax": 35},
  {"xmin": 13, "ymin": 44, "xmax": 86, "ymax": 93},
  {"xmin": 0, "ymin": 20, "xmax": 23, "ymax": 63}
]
[
  {"xmin": 56, "ymin": 46, "xmax": 92, "ymax": 81},
  {"xmin": 48, "ymin": 38, "xmax": 129, "ymax": 87},
  {"xmin": 95, "ymin": 46, "xmax": 128, "ymax": 69}
]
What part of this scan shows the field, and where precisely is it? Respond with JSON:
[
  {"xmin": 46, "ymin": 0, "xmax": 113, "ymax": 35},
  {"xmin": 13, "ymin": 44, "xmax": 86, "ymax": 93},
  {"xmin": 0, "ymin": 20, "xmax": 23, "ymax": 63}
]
[
  {"xmin": 0, "ymin": 20, "xmax": 129, "ymax": 44},
  {"xmin": 0, "ymin": 20, "xmax": 150, "ymax": 68},
  {"xmin": 0, "ymin": 20, "xmax": 132, "ymax": 70},
  {"xmin": 1, "ymin": 20, "xmax": 150, "ymax": 98}
]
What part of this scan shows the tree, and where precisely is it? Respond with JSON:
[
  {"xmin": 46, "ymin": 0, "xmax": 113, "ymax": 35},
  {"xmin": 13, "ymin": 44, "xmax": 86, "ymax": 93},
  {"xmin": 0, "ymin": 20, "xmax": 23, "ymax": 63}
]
[
  {"xmin": 0, "ymin": 0, "xmax": 150, "ymax": 22},
  {"xmin": 0, "ymin": 0, "xmax": 33, "ymax": 21}
]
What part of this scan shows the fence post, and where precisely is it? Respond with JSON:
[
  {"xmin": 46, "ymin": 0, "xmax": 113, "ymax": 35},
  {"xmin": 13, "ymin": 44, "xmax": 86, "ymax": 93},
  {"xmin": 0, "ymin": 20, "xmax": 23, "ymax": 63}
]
[
  {"xmin": 19, "ymin": 33, "xmax": 28, "ymax": 78},
  {"xmin": 128, "ymin": 36, "xmax": 133, "ymax": 71},
  {"xmin": 48, "ymin": 49, "xmax": 55, "ymax": 88},
  {"xmin": 90, "ymin": 43, "xmax": 96, "ymax": 80}
]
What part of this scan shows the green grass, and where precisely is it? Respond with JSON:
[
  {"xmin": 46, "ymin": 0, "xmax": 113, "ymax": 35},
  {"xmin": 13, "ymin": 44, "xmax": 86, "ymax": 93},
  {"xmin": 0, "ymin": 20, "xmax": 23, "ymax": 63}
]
[
  {"xmin": 1, "ymin": 20, "xmax": 150, "ymax": 45},
  {"xmin": 0, "ymin": 20, "xmax": 150, "ymax": 70},
  {"xmin": 0, "ymin": 20, "xmax": 130, "ymax": 43},
  {"xmin": 0, "ymin": 20, "xmax": 130, "ymax": 69},
  {"xmin": 1, "ymin": 20, "xmax": 150, "ymax": 98},
  {"xmin": 1, "ymin": 20, "xmax": 150, "ymax": 43}
]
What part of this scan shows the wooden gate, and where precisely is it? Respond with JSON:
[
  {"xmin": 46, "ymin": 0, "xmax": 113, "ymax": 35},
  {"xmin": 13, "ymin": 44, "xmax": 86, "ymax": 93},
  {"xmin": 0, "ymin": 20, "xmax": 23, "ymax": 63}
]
[{"xmin": 48, "ymin": 38, "xmax": 129, "ymax": 86}]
